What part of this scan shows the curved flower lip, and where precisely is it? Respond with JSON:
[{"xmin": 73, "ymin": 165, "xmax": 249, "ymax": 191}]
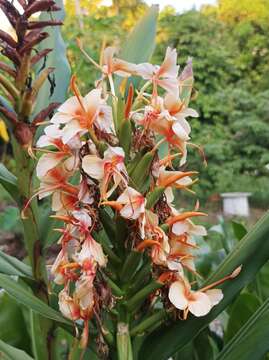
[{"xmin": 168, "ymin": 277, "xmax": 223, "ymax": 319}]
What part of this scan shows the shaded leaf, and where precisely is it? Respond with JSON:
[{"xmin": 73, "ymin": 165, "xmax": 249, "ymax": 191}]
[
  {"xmin": 0, "ymin": 292, "xmax": 31, "ymax": 352},
  {"xmin": 0, "ymin": 339, "xmax": 33, "ymax": 360},
  {"xmin": 33, "ymin": 0, "xmax": 70, "ymax": 119},
  {"xmin": 225, "ymin": 293, "xmax": 261, "ymax": 342},
  {"xmin": 0, "ymin": 164, "xmax": 18, "ymax": 201},
  {"xmin": 216, "ymin": 297, "xmax": 269, "ymax": 360},
  {"xmin": 232, "ymin": 221, "xmax": 247, "ymax": 240},
  {"xmin": 0, "ymin": 250, "xmax": 33, "ymax": 278},
  {"xmin": 0, "ymin": 274, "xmax": 70, "ymax": 325},
  {"xmin": 139, "ymin": 211, "xmax": 269, "ymax": 359}
]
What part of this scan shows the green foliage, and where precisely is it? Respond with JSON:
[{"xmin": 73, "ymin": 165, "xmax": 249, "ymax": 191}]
[{"xmin": 139, "ymin": 211, "xmax": 269, "ymax": 359}]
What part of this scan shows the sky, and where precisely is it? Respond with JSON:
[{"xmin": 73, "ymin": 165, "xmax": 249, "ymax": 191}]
[
  {"xmin": 0, "ymin": 0, "xmax": 217, "ymax": 32},
  {"xmin": 145, "ymin": 0, "xmax": 217, "ymax": 12}
]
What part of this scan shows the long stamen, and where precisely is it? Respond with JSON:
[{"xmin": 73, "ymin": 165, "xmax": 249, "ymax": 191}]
[
  {"xmin": 199, "ymin": 265, "xmax": 242, "ymax": 292},
  {"xmin": 77, "ymin": 38, "xmax": 103, "ymax": 71},
  {"xmin": 70, "ymin": 75, "xmax": 86, "ymax": 113}
]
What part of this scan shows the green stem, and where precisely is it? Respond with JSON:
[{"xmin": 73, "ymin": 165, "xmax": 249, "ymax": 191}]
[
  {"xmin": 12, "ymin": 137, "xmax": 52, "ymax": 359},
  {"xmin": 126, "ymin": 281, "xmax": 163, "ymax": 312},
  {"xmin": 117, "ymin": 322, "xmax": 133, "ymax": 360},
  {"xmin": 130, "ymin": 310, "xmax": 168, "ymax": 336}
]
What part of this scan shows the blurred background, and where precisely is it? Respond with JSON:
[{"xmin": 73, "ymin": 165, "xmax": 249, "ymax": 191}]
[{"xmin": 0, "ymin": 0, "xmax": 268, "ymax": 257}]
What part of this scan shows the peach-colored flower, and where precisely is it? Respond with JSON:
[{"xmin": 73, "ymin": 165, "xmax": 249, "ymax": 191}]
[
  {"xmin": 82, "ymin": 146, "xmax": 128, "ymax": 199},
  {"xmin": 168, "ymin": 276, "xmax": 223, "ymax": 319},
  {"xmin": 117, "ymin": 187, "xmax": 146, "ymax": 220},
  {"xmin": 102, "ymin": 47, "xmax": 137, "ymax": 77},
  {"xmin": 51, "ymin": 78, "xmax": 114, "ymax": 143},
  {"xmin": 36, "ymin": 127, "xmax": 81, "ymax": 179},
  {"xmin": 76, "ymin": 235, "xmax": 107, "ymax": 268},
  {"xmin": 73, "ymin": 273, "xmax": 95, "ymax": 313},
  {"xmin": 136, "ymin": 47, "xmax": 179, "ymax": 96},
  {"xmin": 58, "ymin": 289, "xmax": 80, "ymax": 320}
]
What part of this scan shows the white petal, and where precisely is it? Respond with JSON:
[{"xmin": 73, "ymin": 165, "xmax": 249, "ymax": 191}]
[
  {"xmin": 172, "ymin": 121, "xmax": 190, "ymax": 141},
  {"xmin": 159, "ymin": 47, "xmax": 179, "ymax": 78},
  {"xmin": 172, "ymin": 221, "xmax": 189, "ymax": 236},
  {"xmin": 61, "ymin": 120, "xmax": 83, "ymax": 144},
  {"xmin": 168, "ymin": 281, "xmax": 189, "ymax": 310},
  {"xmin": 82, "ymin": 155, "xmax": 104, "ymax": 180},
  {"xmin": 180, "ymin": 108, "xmax": 199, "ymax": 118},
  {"xmin": 57, "ymin": 96, "xmax": 80, "ymax": 114},
  {"xmin": 51, "ymin": 112, "xmax": 73, "ymax": 125},
  {"xmin": 36, "ymin": 153, "xmax": 64, "ymax": 178},
  {"xmin": 164, "ymin": 187, "xmax": 174, "ymax": 203},
  {"xmin": 135, "ymin": 63, "xmax": 156, "ymax": 79},
  {"xmin": 188, "ymin": 292, "xmax": 212, "ymax": 317},
  {"xmin": 205, "ymin": 289, "xmax": 223, "ymax": 306},
  {"xmin": 36, "ymin": 135, "xmax": 53, "ymax": 148},
  {"xmin": 83, "ymin": 89, "xmax": 102, "ymax": 112}
]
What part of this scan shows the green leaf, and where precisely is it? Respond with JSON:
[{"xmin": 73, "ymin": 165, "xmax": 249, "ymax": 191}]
[
  {"xmin": 0, "ymin": 274, "xmax": 70, "ymax": 325},
  {"xmin": 0, "ymin": 250, "xmax": 33, "ymax": 278},
  {"xmin": 0, "ymin": 164, "xmax": 18, "ymax": 201},
  {"xmin": 232, "ymin": 221, "xmax": 247, "ymax": 240},
  {"xmin": 119, "ymin": 5, "xmax": 158, "ymax": 64},
  {"xmin": 139, "ymin": 211, "xmax": 269, "ymax": 360},
  {"xmin": 225, "ymin": 293, "xmax": 261, "ymax": 342},
  {"xmin": 0, "ymin": 292, "xmax": 31, "ymax": 352},
  {"xmin": 33, "ymin": 0, "xmax": 70, "ymax": 118},
  {"xmin": 0, "ymin": 339, "xmax": 33, "ymax": 360},
  {"xmin": 115, "ymin": 5, "xmax": 158, "ymax": 91},
  {"xmin": 0, "ymin": 207, "xmax": 22, "ymax": 233},
  {"xmin": 216, "ymin": 297, "xmax": 269, "ymax": 360}
]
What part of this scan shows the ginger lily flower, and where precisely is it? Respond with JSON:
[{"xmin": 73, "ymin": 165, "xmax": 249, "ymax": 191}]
[
  {"xmin": 103, "ymin": 187, "xmax": 146, "ymax": 220},
  {"xmin": 168, "ymin": 235, "xmax": 198, "ymax": 274},
  {"xmin": 168, "ymin": 276, "xmax": 223, "ymax": 319},
  {"xmin": 76, "ymin": 235, "xmax": 107, "ymax": 268},
  {"xmin": 136, "ymin": 47, "xmax": 179, "ymax": 97},
  {"xmin": 36, "ymin": 127, "xmax": 81, "ymax": 179},
  {"xmin": 137, "ymin": 226, "xmax": 170, "ymax": 266},
  {"xmin": 58, "ymin": 289, "xmax": 80, "ymax": 321},
  {"xmin": 102, "ymin": 47, "xmax": 138, "ymax": 77},
  {"xmin": 51, "ymin": 77, "xmax": 114, "ymax": 143},
  {"xmin": 82, "ymin": 146, "xmax": 128, "ymax": 199},
  {"xmin": 166, "ymin": 211, "xmax": 207, "ymax": 232}
]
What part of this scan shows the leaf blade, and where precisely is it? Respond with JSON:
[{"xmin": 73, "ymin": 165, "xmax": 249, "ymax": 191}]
[
  {"xmin": 0, "ymin": 250, "xmax": 33, "ymax": 278},
  {"xmin": 0, "ymin": 339, "xmax": 33, "ymax": 360},
  {"xmin": 139, "ymin": 211, "xmax": 269, "ymax": 360},
  {"xmin": 216, "ymin": 297, "xmax": 269, "ymax": 360},
  {"xmin": 0, "ymin": 274, "xmax": 70, "ymax": 325}
]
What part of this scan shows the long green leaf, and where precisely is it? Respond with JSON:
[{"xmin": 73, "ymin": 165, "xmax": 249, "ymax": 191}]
[
  {"xmin": 115, "ymin": 5, "xmax": 158, "ymax": 91},
  {"xmin": 225, "ymin": 292, "xmax": 260, "ymax": 341},
  {"xmin": 138, "ymin": 211, "xmax": 269, "ymax": 360},
  {"xmin": 119, "ymin": 5, "xmax": 158, "ymax": 64},
  {"xmin": 216, "ymin": 297, "xmax": 269, "ymax": 360},
  {"xmin": 0, "ymin": 339, "xmax": 33, "ymax": 360},
  {"xmin": 0, "ymin": 250, "xmax": 33, "ymax": 278},
  {"xmin": 0, "ymin": 274, "xmax": 70, "ymax": 325},
  {"xmin": 33, "ymin": 0, "xmax": 70, "ymax": 118},
  {"xmin": 0, "ymin": 164, "xmax": 18, "ymax": 201}
]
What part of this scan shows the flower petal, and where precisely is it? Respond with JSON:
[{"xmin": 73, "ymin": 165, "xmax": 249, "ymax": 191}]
[
  {"xmin": 205, "ymin": 289, "xmax": 223, "ymax": 306},
  {"xmin": 82, "ymin": 155, "xmax": 104, "ymax": 180},
  {"xmin": 168, "ymin": 280, "xmax": 188, "ymax": 310},
  {"xmin": 188, "ymin": 291, "xmax": 212, "ymax": 317}
]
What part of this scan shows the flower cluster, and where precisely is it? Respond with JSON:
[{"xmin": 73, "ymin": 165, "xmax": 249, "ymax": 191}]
[{"xmin": 35, "ymin": 46, "xmax": 239, "ymax": 347}]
